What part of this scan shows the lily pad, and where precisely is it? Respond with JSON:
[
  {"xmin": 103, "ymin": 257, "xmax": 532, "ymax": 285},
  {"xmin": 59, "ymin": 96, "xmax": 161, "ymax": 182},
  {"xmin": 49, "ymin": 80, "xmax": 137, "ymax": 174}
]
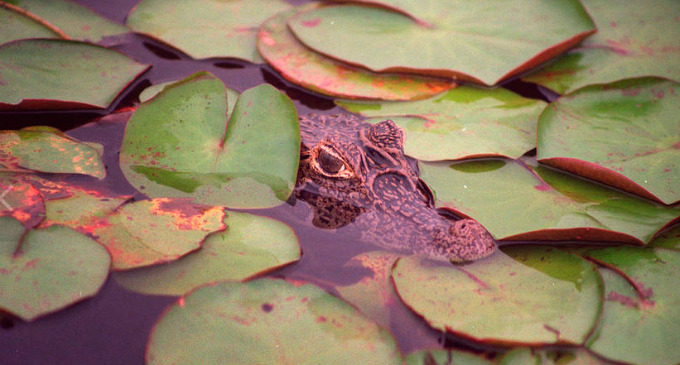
[
  {"xmin": 498, "ymin": 347, "xmax": 615, "ymax": 365},
  {"xmin": 39, "ymin": 184, "xmax": 129, "ymax": 231},
  {"xmin": 0, "ymin": 173, "xmax": 45, "ymax": 229},
  {"xmin": 0, "ymin": 218, "xmax": 111, "ymax": 321},
  {"xmin": 523, "ymin": 0, "xmax": 680, "ymax": 94},
  {"xmin": 146, "ymin": 279, "xmax": 402, "ymax": 364},
  {"xmin": 392, "ymin": 246, "xmax": 602, "ymax": 345},
  {"xmin": 0, "ymin": 3, "xmax": 62, "ymax": 45},
  {"xmin": 5, "ymin": 0, "xmax": 129, "ymax": 43},
  {"xmin": 139, "ymin": 80, "xmax": 239, "ymax": 116},
  {"xmin": 583, "ymin": 247, "xmax": 680, "ymax": 365},
  {"xmin": 648, "ymin": 225, "xmax": 680, "ymax": 251},
  {"xmin": 257, "ymin": 4, "xmax": 455, "ymax": 101},
  {"xmin": 337, "ymin": 87, "xmax": 545, "ymax": 160},
  {"xmin": 114, "ymin": 211, "xmax": 300, "ymax": 296},
  {"xmin": 0, "ymin": 39, "xmax": 149, "ymax": 110},
  {"xmin": 89, "ymin": 198, "xmax": 226, "ymax": 271},
  {"xmin": 126, "ymin": 0, "xmax": 291, "ymax": 62},
  {"xmin": 120, "ymin": 72, "xmax": 300, "ymax": 209},
  {"xmin": 288, "ymin": 2, "xmax": 595, "ymax": 85},
  {"xmin": 405, "ymin": 349, "xmax": 493, "ymax": 365},
  {"xmin": 1, "ymin": 127, "xmax": 106, "ymax": 178},
  {"xmin": 419, "ymin": 159, "xmax": 680, "ymax": 243},
  {"xmin": 537, "ymin": 77, "xmax": 680, "ymax": 205}
]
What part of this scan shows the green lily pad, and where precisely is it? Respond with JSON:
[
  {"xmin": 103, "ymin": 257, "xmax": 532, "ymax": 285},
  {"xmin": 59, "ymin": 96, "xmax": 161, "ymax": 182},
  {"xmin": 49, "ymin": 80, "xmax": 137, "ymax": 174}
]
[
  {"xmin": 583, "ymin": 247, "xmax": 680, "ymax": 365},
  {"xmin": 114, "ymin": 211, "xmax": 300, "ymax": 296},
  {"xmin": 498, "ymin": 347, "xmax": 615, "ymax": 365},
  {"xmin": 1, "ymin": 127, "xmax": 106, "ymax": 178},
  {"xmin": 5, "ymin": 0, "xmax": 129, "ymax": 43},
  {"xmin": 127, "ymin": 0, "xmax": 290, "ymax": 62},
  {"xmin": 0, "ymin": 3, "xmax": 62, "ymax": 45},
  {"xmin": 337, "ymin": 87, "xmax": 545, "ymax": 160},
  {"xmin": 392, "ymin": 246, "xmax": 602, "ymax": 345},
  {"xmin": 258, "ymin": 4, "xmax": 455, "ymax": 101},
  {"xmin": 419, "ymin": 159, "xmax": 680, "ymax": 243},
  {"xmin": 0, "ymin": 39, "xmax": 149, "ymax": 110},
  {"xmin": 405, "ymin": 349, "xmax": 493, "ymax": 365},
  {"xmin": 39, "ymin": 184, "xmax": 129, "ymax": 231},
  {"xmin": 648, "ymin": 225, "xmax": 680, "ymax": 251},
  {"xmin": 537, "ymin": 77, "xmax": 680, "ymax": 205},
  {"xmin": 139, "ymin": 80, "xmax": 239, "ymax": 116},
  {"xmin": 523, "ymin": 0, "xmax": 680, "ymax": 94},
  {"xmin": 120, "ymin": 72, "xmax": 299, "ymax": 209},
  {"xmin": 146, "ymin": 279, "xmax": 402, "ymax": 364},
  {"xmin": 89, "ymin": 198, "xmax": 226, "ymax": 271},
  {"xmin": 288, "ymin": 2, "xmax": 595, "ymax": 85},
  {"xmin": 0, "ymin": 173, "xmax": 45, "ymax": 229},
  {"xmin": 0, "ymin": 218, "xmax": 111, "ymax": 321}
]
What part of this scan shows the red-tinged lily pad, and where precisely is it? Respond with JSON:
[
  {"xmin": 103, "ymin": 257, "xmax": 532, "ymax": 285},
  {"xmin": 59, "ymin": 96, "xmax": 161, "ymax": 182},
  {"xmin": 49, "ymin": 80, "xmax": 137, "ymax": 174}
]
[
  {"xmin": 114, "ymin": 211, "xmax": 300, "ymax": 296},
  {"xmin": 648, "ymin": 225, "xmax": 680, "ymax": 251},
  {"xmin": 405, "ymin": 349, "xmax": 493, "ymax": 365},
  {"xmin": 0, "ymin": 173, "xmax": 45, "ymax": 229},
  {"xmin": 288, "ymin": 1, "xmax": 595, "ymax": 85},
  {"xmin": 498, "ymin": 347, "xmax": 615, "ymax": 365},
  {"xmin": 120, "ymin": 72, "xmax": 300, "ymax": 209},
  {"xmin": 583, "ymin": 247, "xmax": 680, "ymax": 365},
  {"xmin": 523, "ymin": 0, "xmax": 680, "ymax": 94},
  {"xmin": 0, "ymin": 3, "xmax": 62, "ymax": 45},
  {"xmin": 1, "ymin": 127, "xmax": 106, "ymax": 178},
  {"xmin": 126, "ymin": 0, "xmax": 291, "ymax": 62},
  {"xmin": 419, "ymin": 159, "xmax": 680, "ymax": 243},
  {"xmin": 0, "ymin": 39, "xmax": 149, "ymax": 110},
  {"xmin": 146, "ymin": 279, "xmax": 402, "ymax": 364},
  {"xmin": 0, "ymin": 217, "xmax": 110, "ymax": 321},
  {"xmin": 257, "ymin": 4, "xmax": 455, "ymax": 101},
  {"xmin": 336, "ymin": 87, "xmax": 545, "ymax": 160},
  {"xmin": 39, "ymin": 184, "xmax": 129, "ymax": 231},
  {"xmin": 90, "ymin": 197, "xmax": 226, "ymax": 271},
  {"xmin": 537, "ymin": 77, "xmax": 680, "ymax": 205},
  {"xmin": 392, "ymin": 247, "xmax": 602, "ymax": 345},
  {"xmin": 5, "ymin": 0, "xmax": 129, "ymax": 43}
]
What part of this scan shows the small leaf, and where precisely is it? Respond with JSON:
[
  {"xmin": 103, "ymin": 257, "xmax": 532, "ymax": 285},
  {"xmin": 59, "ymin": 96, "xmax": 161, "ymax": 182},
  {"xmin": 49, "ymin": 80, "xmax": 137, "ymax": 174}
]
[
  {"xmin": 146, "ymin": 279, "xmax": 402, "ymax": 364},
  {"xmin": 127, "ymin": 0, "xmax": 291, "ymax": 62},
  {"xmin": 114, "ymin": 211, "xmax": 300, "ymax": 296},
  {"xmin": 0, "ymin": 218, "xmax": 111, "ymax": 321},
  {"xmin": 392, "ymin": 247, "xmax": 602, "ymax": 345},
  {"xmin": 538, "ymin": 78, "xmax": 680, "ymax": 205}
]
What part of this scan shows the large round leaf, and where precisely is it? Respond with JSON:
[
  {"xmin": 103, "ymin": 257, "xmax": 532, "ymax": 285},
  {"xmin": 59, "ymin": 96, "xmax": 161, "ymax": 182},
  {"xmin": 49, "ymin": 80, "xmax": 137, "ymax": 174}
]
[
  {"xmin": 584, "ymin": 247, "xmax": 680, "ymax": 365},
  {"xmin": 418, "ymin": 159, "xmax": 680, "ymax": 243},
  {"xmin": 337, "ymin": 87, "xmax": 545, "ymax": 160},
  {"xmin": 392, "ymin": 247, "xmax": 602, "ymax": 345},
  {"xmin": 538, "ymin": 78, "xmax": 680, "ymax": 205},
  {"xmin": 0, "ymin": 218, "xmax": 111, "ymax": 321},
  {"xmin": 523, "ymin": 0, "xmax": 680, "ymax": 94},
  {"xmin": 114, "ymin": 211, "xmax": 300, "ymax": 296},
  {"xmin": 119, "ymin": 72, "xmax": 300, "ymax": 209},
  {"xmin": 146, "ymin": 279, "xmax": 402, "ymax": 364},
  {"xmin": 0, "ymin": 3, "xmax": 62, "ymax": 45},
  {"xmin": 257, "ymin": 4, "xmax": 455, "ymax": 100},
  {"xmin": 288, "ymin": 2, "xmax": 595, "ymax": 85},
  {"xmin": 126, "ymin": 0, "xmax": 290, "ymax": 62},
  {"xmin": 0, "ymin": 39, "xmax": 149, "ymax": 110}
]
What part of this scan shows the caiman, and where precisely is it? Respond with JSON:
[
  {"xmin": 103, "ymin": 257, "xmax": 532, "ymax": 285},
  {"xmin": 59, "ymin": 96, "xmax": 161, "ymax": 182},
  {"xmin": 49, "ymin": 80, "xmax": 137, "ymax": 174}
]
[{"xmin": 294, "ymin": 113, "xmax": 496, "ymax": 262}]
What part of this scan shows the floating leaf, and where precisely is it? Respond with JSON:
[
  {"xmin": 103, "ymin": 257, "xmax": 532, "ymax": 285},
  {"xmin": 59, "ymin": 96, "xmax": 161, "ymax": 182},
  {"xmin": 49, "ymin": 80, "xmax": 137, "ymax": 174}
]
[
  {"xmin": 498, "ymin": 347, "xmax": 615, "ymax": 365},
  {"xmin": 5, "ymin": 0, "xmax": 129, "ymax": 43},
  {"xmin": 584, "ymin": 247, "xmax": 680, "ymax": 365},
  {"xmin": 0, "ymin": 127, "xmax": 106, "ymax": 178},
  {"xmin": 648, "ymin": 225, "xmax": 680, "ymax": 251},
  {"xmin": 120, "ymin": 72, "xmax": 300, "ymax": 209},
  {"xmin": 337, "ymin": 87, "xmax": 545, "ymax": 160},
  {"xmin": 0, "ymin": 39, "xmax": 149, "ymax": 110},
  {"xmin": 0, "ymin": 218, "xmax": 110, "ymax": 321},
  {"xmin": 257, "ymin": 4, "xmax": 455, "ymax": 100},
  {"xmin": 0, "ymin": 3, "xmax": 62, "ymax": 45},
  {"xmin": 146, "ymin": 279, "xmax": 402, "ymax": 364},
  {"xmin": 405, "ymin": 349, "xmax": 493, "ymax": 365},
  {"xmin": 39, "ymin": 184, "xmax": 129, "ymax": 231},
  {"xmin": 127, "ymin": 0, "xmax": 291, "ymax": 62},
  {"xmin": 537, "ymin": 77, "xmax": 680, "ymax": 205},
  {"xmin": 288, "ymin": 2, "xmax": 595, "ymax": 85},
  {"xmin": 90, "ymin": 198, "xmax": 226, "ymax": 271},
  {"xmin": 523, "ymin": 0, "xmax": 680, "ymax": 94},
  {"xmin": 139, "ymin": 80, "xmax": 239, "ymax": 116},
  {"xmin": 0, "ymin": 173, "xmax": 45, "ymax": 229},
  {"xmin": 114, "ymin": 211, "xmax": 300, "ymax": 296},
  {"xmin": 419, "ymin": 159, "xmax": 680, "ymax": 243},
  {"xmin": 392, "ymin": 247, "xmax": 602, "ymax": 345}
]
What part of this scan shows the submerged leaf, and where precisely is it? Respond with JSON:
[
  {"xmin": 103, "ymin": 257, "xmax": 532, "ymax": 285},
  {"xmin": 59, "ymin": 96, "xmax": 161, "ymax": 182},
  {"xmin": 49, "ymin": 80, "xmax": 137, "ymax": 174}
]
[{"xmin": 146, "ymin": 279, "xmax": 402, "ymax": 364}]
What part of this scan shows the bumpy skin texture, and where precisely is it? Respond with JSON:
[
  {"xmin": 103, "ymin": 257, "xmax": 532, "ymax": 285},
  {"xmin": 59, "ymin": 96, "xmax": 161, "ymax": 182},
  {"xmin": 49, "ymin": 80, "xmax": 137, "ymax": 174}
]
[{"xmin": 295, "ymin": 114, "xmax": 496, "ymax": 262}]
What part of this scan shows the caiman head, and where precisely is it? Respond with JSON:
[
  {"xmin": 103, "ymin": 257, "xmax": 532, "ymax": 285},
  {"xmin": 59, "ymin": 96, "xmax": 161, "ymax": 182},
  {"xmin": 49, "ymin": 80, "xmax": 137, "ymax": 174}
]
[{"xmin": 295, "ymin": 113, "xmax": 495, "ymax": 262}]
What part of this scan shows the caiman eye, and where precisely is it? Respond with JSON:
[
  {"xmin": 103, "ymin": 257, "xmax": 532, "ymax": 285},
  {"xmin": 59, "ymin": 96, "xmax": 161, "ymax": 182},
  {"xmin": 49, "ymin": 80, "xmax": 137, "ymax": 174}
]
[{"xmin": 318, "ymin": 148, "xmax": 346, "ymax": 174}]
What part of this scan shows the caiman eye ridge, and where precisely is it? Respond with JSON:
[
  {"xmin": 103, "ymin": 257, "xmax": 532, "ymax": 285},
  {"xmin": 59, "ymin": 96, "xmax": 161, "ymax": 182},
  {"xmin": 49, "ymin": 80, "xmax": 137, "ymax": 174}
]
[{"xmin": 312, "ymin": 144, "xmax": 354, "ymax": 179}]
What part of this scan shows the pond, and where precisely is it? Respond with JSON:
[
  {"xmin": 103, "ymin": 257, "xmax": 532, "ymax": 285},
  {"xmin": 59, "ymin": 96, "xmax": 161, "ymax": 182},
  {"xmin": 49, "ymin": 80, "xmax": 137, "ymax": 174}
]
[{"xmin": 1, "ymin": 0, "xmax": 679, "ymax": 364}]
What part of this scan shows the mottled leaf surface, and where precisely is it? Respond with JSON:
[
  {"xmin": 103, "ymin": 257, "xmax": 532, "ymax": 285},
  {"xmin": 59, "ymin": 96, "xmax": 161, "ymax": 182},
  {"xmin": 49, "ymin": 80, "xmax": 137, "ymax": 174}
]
[{"xmin": 0, "ymin": 173, "xmax": 45, "ymax": 229}]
